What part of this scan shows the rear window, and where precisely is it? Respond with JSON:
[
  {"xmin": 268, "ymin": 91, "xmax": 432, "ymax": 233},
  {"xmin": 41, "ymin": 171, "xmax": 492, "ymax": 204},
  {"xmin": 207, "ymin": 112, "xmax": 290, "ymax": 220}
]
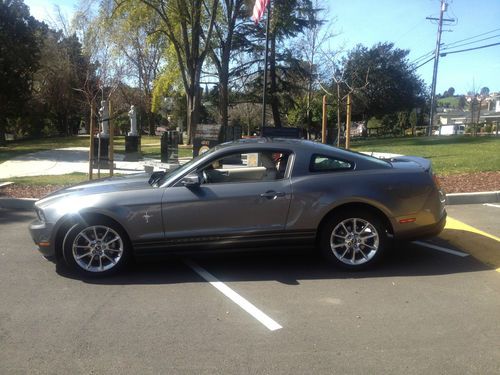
[{"xmin": 310, "ymin": 154, "xmax": 353, "ymax": 172}]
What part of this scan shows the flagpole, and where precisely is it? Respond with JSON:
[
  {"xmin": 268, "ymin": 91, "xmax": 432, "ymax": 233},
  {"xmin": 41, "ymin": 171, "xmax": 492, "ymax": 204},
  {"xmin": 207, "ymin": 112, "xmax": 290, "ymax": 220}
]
[{"xmin": 260, "ymin": 1, "xmax": 271, "ymax": 133}]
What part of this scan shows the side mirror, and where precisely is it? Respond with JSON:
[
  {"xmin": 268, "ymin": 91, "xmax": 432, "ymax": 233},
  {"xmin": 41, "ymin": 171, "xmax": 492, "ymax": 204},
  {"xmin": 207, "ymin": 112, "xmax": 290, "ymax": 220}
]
[{"xmin": 181, "ymin": 173, "xmax": 201, "ymax": 187}]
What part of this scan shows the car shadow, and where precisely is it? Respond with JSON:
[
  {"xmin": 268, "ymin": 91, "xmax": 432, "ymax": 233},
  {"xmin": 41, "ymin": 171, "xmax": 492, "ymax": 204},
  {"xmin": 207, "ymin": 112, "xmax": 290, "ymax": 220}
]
[
  {"xmin": 56, "ymin": 240, "xmax": 492, "ymax": 285},
  {"xmin": 0, "ymin": 207, "xmax": 35, "ymax": 224}
]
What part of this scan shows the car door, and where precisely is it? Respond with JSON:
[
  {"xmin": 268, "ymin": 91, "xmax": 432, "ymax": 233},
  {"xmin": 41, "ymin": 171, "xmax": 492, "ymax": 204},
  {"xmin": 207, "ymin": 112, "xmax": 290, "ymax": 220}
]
[{"xmin": 161, "ymin": 150, "xmax": 293, "ymax": 246}]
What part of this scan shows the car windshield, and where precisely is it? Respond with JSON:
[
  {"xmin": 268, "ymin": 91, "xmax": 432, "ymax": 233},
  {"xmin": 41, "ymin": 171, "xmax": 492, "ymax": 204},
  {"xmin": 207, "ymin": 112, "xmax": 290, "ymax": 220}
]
[{"xmin": 156, "ymin": 147, "xmax": 217, "ymax": 187}]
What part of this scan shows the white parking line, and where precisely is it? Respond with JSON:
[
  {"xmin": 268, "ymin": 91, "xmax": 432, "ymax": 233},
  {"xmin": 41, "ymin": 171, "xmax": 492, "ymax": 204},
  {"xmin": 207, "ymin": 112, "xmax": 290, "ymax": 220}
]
[
  {"xmin": 483, "ymin": 203, "xmax": 500, "ymax": 208},
  {"xmin": 184, "ymin": 259, "xmax": 282, "ymax": 331},
  {"xmin": 413, "ymin": 241, "xmax": 469, "ymax": 257}
]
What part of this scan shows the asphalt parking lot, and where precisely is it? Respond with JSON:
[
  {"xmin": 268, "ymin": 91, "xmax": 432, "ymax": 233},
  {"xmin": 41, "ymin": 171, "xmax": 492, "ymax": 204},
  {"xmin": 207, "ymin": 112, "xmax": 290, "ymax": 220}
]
[{"xmin": 0, "ymin": 205, "xmax": 499, "ymax": 374}]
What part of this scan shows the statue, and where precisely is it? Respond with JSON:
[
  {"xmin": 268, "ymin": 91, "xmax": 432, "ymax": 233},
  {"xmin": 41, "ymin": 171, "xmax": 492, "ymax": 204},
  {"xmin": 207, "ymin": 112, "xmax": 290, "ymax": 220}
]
[
  {"xmin": 99, "ymin": 100, "xmax": 110, "ymax": 138},
  {"xmin": 128, "ymin": 105, "xmax": 138, "ymax": 136}
]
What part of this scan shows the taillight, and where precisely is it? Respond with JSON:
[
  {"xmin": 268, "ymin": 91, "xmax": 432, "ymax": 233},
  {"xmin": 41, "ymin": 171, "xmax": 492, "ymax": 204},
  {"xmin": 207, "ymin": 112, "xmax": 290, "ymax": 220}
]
[{"xmin": 432, "ymin": 173, "xmax": 441, "ymax": 189}]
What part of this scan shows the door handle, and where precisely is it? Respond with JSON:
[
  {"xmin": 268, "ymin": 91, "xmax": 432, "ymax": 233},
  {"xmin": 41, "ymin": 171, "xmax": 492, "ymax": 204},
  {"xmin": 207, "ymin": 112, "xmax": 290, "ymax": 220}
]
[{"xmin": 260, "ymin": 191, "xmax": 286, "ymax": 199}]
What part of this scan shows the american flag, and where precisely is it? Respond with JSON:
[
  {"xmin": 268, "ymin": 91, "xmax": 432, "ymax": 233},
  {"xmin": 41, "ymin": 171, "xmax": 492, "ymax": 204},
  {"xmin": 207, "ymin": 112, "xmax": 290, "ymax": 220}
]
[{"xmin": 251, "ymin": 0, "xmax": 270, "ymax": 24}]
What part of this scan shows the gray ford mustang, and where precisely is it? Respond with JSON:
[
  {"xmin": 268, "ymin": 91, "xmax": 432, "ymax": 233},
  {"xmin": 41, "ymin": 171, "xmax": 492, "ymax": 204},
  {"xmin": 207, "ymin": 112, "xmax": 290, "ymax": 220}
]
[{"xmin": 29, "ymin": 138, "xmax": 446, "ymax": 276}]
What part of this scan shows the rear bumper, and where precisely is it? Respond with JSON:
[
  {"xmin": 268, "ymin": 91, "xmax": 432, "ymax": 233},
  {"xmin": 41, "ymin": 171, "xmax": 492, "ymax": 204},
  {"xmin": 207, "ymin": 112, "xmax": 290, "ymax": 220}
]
[{"xmin": 395, "ymin": 211, "xmax": 447, "ymax": 241}]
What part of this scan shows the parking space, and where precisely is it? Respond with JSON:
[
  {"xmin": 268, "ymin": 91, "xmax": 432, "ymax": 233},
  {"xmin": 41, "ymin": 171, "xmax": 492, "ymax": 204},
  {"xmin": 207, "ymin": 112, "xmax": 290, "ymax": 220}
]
[
  {"xmin": 0, "ymin": 206, "xmax": 499, "ymax": 374},
  {"xmin": 446, "ymin": 203, "xmax": 500, "ymax": 237}
]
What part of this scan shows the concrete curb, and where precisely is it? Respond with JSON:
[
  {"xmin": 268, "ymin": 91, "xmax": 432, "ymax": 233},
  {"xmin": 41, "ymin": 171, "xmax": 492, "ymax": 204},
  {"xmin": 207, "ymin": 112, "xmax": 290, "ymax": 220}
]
[
  {"xmin": 446, "ymin": 191, "xmax": 500, "ymax": 205},
  {"xmin": 0, "ymin": 198, "xmax": 37, "ymax": 211},
  {"xmin": 1, "ymin": 191, "xmax": 499, "ymax": 211}
]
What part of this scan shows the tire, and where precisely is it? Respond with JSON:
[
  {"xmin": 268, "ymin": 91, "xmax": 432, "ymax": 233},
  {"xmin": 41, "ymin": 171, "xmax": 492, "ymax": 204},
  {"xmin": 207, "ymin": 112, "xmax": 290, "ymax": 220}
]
[
  {"xmin": 62, "ymin": 218, "xmax": 131, "ymax": 277},
  {"xmin": 319, "ymin": 209, "xmax": 388, "ymax": 270}
]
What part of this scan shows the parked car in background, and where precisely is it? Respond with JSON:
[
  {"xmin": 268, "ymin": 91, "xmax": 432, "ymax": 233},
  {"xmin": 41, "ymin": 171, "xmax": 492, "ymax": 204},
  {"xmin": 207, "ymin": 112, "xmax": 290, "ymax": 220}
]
[{"xmin": 29, "ymin": 138, "xmax": 446, "ymax": 276}]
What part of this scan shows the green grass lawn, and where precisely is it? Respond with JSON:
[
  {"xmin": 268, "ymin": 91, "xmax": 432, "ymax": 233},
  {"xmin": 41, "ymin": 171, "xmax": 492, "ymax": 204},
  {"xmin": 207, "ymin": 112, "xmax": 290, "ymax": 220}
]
[
  {"xmin": 437, "ymin": 96, "xmax": 461, "ymax": 108},
  {"xmin": 4, "ymin": 173, "xmax": 90, "ymax": 186},
  {"xmin": 350, "ymin": 136, "xmax": 500, "ymax": 175}
]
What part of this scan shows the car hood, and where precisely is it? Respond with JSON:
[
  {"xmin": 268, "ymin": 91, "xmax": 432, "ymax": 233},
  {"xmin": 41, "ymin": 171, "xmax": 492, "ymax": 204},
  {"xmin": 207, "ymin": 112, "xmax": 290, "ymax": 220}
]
[{"xmin": 36, "ymin": 173, "xmax": 153, "ymax": 208}]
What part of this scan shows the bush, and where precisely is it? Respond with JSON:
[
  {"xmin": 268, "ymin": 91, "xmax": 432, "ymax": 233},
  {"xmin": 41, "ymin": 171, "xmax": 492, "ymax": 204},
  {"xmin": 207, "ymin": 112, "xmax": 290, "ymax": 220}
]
[{"xmin": 41, "ymin": 120, "xmax": 59, "ymax": 137}]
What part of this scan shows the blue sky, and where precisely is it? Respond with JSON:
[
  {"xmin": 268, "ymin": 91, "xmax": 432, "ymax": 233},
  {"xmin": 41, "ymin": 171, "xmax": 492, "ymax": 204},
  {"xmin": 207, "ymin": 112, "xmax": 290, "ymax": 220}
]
[
  {"xmin": 25, "ymin": 0, "xmax": 500, "ymax": 95},
  {"xmin": 327, "ymin": 0, "xmax": 500, "ymax": 95}
]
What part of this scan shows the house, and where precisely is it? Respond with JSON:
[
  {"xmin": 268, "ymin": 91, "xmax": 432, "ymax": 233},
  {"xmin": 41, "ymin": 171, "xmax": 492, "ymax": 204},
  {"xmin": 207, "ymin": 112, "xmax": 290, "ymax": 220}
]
[{"xmin": 436, "ymin": 92, "xmax": 500, "ymax": 126}]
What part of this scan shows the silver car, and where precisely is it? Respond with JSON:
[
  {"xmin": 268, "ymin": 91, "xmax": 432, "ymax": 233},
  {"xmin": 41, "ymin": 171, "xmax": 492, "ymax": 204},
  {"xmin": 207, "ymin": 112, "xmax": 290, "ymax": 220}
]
[{"xmin": 29, "ymin": 138, "xmax": 447, "ymax": 276}]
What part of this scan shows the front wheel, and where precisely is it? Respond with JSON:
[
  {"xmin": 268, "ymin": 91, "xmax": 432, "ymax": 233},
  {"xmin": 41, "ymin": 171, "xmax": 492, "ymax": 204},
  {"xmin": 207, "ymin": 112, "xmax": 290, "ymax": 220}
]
[
  {"xmin": 62, "ymin": 218, "xmax": 131, "ymax": 277},
  {"xmin": 319, "ymin": 210, "xmax": 389, "ymax": 270}
]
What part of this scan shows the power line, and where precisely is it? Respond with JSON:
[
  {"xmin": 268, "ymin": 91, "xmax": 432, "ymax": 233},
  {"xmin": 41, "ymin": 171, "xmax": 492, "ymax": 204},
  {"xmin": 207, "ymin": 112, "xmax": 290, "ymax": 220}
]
[
  {"xmin": 411, "ymin": 28, "xmax": 500, "ymax": 65},
  {"xmin": 441, "ymin": 34, "xmax": 500, "ymax": 51},
  {"xmin": 443, "ymin": 27, "xmax": 500, "ymax": 48},
  {"xmin": 440, "ymin": 41, "xmax": 500, "ymax": 56},
  {"xmin": 411, "ymin": 49, "xmax": 435, "ymax": 65},
  {"xmin": 412, "ymin": 56, "xmax": 435, "ymax": 71}
]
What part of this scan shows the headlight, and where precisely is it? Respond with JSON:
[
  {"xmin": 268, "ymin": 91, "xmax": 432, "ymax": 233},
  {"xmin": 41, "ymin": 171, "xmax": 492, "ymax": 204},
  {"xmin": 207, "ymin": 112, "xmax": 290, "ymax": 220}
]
[{"xmin": 35, "ymin": 208, "xmax": 46, "ymax": 222}]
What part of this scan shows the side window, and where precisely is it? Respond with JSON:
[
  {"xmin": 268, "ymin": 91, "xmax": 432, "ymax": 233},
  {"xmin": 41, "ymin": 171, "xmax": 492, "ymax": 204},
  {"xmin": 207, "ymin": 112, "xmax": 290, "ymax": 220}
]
[
  {"xmin": 310, "ymin": 154, "xmax": 353, "ymax": 172},
  {"xmin": 200, "ymin": 150, "xmax": 291, "ymax": 184}
]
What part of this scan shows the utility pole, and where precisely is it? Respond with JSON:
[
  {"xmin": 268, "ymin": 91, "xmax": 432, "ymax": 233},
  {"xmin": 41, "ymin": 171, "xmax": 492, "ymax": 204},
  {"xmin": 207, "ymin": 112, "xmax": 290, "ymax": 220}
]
[{"xmin": 427, "ymin": 0, "xmax": 455, "ymax": 136}]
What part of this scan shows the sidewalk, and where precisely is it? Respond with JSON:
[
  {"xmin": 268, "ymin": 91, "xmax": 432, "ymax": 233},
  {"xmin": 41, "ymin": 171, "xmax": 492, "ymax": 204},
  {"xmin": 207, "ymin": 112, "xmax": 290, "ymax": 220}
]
[
  {"xmin": 0, "ymin": 148, "xmax": 402, "ymax": 179},
  {"xmin": 0, "ymin": 147, "xmax": 168, "ymax": 179}
]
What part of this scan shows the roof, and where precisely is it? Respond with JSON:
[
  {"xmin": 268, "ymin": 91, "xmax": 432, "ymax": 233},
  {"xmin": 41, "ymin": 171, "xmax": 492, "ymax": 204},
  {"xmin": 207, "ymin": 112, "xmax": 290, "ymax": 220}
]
[{"xmin": 214, "ymin": 137, "xmax": 388, "ymax": 166}]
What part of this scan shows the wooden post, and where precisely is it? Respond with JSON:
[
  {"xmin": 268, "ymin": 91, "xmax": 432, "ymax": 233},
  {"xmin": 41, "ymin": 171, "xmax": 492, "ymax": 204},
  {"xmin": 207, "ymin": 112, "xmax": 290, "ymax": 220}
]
[
  {"xmin": 345, "ymin": 93, "xmax": 352, "ymax": 149},
  {"xmin": 109, "ymin": 100, "xmax": 114, "ymax": 177},
  {"xmin": 321, "ymin": 95, "xmax": 327, "ymax": 144},
  {"xmin": 336, "ymin": 82, "xmax": 341, "ymax": 147},
  {"xmin": 88, "ymin": 102, "xmax": 94, "ymax": 180}
]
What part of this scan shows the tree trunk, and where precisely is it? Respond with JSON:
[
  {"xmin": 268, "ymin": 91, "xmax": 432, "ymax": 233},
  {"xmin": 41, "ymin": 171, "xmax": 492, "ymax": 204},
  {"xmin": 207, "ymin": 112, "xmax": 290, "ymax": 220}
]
[
  {"xmin": 186, "ymin": 85, "xmax": 201, "ymax": 144},
  {"xmin": 217, "ymin": 55, "xmax": 230, "ymax": 141},
  {"xmin": 269, "ymin": 32, "xmax": 281, "ymax": 128},
  {"xmin": 0, "ymin": 116, "xmax": 6, "ymax": 146}
]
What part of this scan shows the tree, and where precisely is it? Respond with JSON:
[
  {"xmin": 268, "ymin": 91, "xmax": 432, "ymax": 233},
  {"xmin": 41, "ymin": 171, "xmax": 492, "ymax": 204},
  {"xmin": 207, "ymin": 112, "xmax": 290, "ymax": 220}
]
[
  {"xmin": 290, "ymin": 0, "xmax": 336, "ymax": 135},
  {"xmin": 480, "ymin": 87, "xmax": 490, "ymax": 96},
  {"xmin": 136, "ymin": 0, "xmax": 219, "ymax": 143},
  {"xmin": 33, "ymin": 30, "xmax": 89, "ymax": 135},
  {"xmin": 447, "ymin": 87, "xmax": 455, "ymax": 97},
  {"xmin": 206, "ymin": 0, "xmax": 245, "ymax": 133},
  {"xmin": 458, "ymin": 95, "xmax": 466, "ymax": 109},
  {"xmin": 230, "ymin": 0, "xmax": 318, "ymax": 129},
  {"xmin": 0, "ymin": 0, "xmax": 45, "ymax": 143},
  {"xmin": 107, "ymin": 2, "xmax": 166, "ymax": 134},
  {"xmin": 72, "ymin": 0, "xmax": 126, "ymax": 137},
  {"xmin": 265, "ymin": 0, "xmax": 314, "ymax": 127},
  {"xmin": 341, "ymin": 43, "xmax": 426, "ymax": 122}
]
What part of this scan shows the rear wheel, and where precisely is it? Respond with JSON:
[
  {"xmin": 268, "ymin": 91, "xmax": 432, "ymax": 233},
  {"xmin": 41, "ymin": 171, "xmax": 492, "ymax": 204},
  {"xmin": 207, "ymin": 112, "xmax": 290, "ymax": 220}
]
[
  {"xmin": 319, "ymin": 210, "xmax": 388, "ymax": 270},
  {"xmin": 62, "ymin": 218, "xmax": 131, "ymax": 277}
]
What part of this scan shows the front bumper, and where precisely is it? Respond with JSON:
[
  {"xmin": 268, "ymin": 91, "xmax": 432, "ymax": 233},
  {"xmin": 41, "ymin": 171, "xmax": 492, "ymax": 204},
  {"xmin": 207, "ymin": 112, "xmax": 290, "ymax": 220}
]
[{"xmin": 29, "ymin": 219, "xmax": 56, "ymax": 257}]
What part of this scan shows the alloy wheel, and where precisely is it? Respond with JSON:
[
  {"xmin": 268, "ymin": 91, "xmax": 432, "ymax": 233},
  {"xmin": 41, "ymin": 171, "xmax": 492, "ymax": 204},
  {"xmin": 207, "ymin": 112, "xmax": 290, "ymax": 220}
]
[
  {"xmin": 72, "ymin": 225, "xmax": 124, "ymax": 272},
  {"xmin": 329, "ymin": 218, "xmax": 379, "ymax": 266}
]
